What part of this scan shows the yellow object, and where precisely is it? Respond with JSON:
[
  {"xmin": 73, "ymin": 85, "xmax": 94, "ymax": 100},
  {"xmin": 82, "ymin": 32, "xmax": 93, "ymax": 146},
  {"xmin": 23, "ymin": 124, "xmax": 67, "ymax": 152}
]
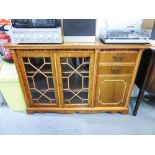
[{"xmin": 0, "ymin": 61, "xmax": 26, "ymax": 111}]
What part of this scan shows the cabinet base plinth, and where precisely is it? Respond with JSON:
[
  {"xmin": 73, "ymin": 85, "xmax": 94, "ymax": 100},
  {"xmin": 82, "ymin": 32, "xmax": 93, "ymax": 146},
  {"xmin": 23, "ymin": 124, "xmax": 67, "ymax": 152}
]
[
  {"xmin": 26, "ymin": 109, "xmax": 35, "ymax": 114},
  {"xmin": 26, "ymin": 107, "xmax": 128, "ymax": 114}
]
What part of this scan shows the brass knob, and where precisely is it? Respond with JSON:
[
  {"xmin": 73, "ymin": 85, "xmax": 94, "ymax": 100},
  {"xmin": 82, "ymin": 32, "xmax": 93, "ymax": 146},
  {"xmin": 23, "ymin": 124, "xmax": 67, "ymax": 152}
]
[
  {"xmin": 111, "ymin": 67, "xmax": 121, "ymax": 74},
  {"xmin": 113, "ymin": 55, "xmax": 124, "ymax": 61}
]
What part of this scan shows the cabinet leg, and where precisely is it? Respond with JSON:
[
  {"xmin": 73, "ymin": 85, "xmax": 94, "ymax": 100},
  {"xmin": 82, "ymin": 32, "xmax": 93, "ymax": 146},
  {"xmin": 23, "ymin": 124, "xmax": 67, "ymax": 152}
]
[
  {"xmin": 121, "ymin": 110, "xmax": 128, "ymax": 115},
  {"xmin": 111, "ymin": 111, "xmax": 116, "ymax": 114},
  {"xmin": 26, "ymin": 109, "xmax": 34, "ymax": 114},
  {"xmin": 133, "ymin": 89, "xmax": 144, "ymax": 116}
]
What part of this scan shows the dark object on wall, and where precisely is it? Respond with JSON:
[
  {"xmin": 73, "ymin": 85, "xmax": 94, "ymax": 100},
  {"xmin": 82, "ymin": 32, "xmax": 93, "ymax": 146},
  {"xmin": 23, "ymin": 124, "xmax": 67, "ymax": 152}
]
[
  {"xmin": 133, "ymin": 49, "xmax": 155, "ymax": 116},
  {"xmin": 63, "ymin": 19, "xmax": 96, "ymax": 36}
]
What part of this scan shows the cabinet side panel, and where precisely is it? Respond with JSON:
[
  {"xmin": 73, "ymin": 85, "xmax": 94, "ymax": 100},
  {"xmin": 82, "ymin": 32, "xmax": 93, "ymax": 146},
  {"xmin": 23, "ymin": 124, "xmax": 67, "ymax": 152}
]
[
  {"xmin": 125, "ymin": 50, "xmax": 143, "ymax": 107},
  {"xmin": 12, "ymin": 50, "xmax": 30, "ymax": 108}
]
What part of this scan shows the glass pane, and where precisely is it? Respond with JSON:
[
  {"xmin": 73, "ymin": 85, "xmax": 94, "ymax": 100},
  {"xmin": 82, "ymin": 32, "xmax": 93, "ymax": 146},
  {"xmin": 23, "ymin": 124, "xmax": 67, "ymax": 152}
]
[
  {"xmin": 40, "ymin": 64, "xmax": 52, "ymax": 73},
  {"xmin": 61, "ymin": 57, "xmax": 67, "ymax": 63},
  {"xmin": 64, "ymin": 91, "xmax": 74, "ymax": 100},
  {"xmin": 28, "ymin": 77, "xmax": 34, "ymax": 88},
  {"xmin": 84, "ymin": 77, "xmax": 89, "ymax": 88},
  {"xmin": 23, "ymin": 57, "xmax": 28, "ymax": 62},
  {"xmin": 31, "ymin": 90, "xmax": 42, "ymax": 99},
  {"xmin": 77, "ymin": 65, "xmax": 89, "ymax": 74},
  {"xmin": 83, "ymin": 100, "xmax": 88, "ymax": 104},
  {"xmin": 63, "ymin": 78, "xmax": 68, "ymax": 89},
  {"xmin": 70, "ymin": 96, "xmax": 82, "ymax": 104},
  {"xmin": 25, "ymin": 64, "xmax": 36, "ymax": 73},
  {"xmin": 69, "ymin": 73, "xmax": 82, "ymax": 92},
  {"xmin": 78, "ymin": 91, "xmax": 88, "ymax": 99},
  {"xmin": 30, "ymin": 57, "xmax": 44, "ymax": 68},
  {"xmin": 45, "ymin": 57, "xmax": 51, "ymax": 63},
  {"xmin": 84, "ymin": 57, "xmax": 90, "ymax": 62},
  {"xmin": 61, "ymin": 64, "xmax": 73, "ymax": 72},
  {"xmin": 61, "ymin": 57, "xmax": 90, "ymax": 104},
  {"xmin": 39, "ymin": 96, "xmax": 50, "ymax": 103},
  {"xmin": 45, "ymin": 90, "xmax": 55, "ymax": 99},
  {"xmin": 34, "ymin": 73, "xmax": 48, "ymax": 91},
  {"xmin": 62, "ymin": 73, "xmax": 70, "ymax": 78},
  {"xmin": 23, "ymin": 57, "xmax": 56, "ymax": 105},
  {"xmin": 68, "ymin": 58, "xmax": 81, "ymax": 68},
  {"xmin": 27, "ymin": 72, "xmax": 35, "ymax": 77},
  {"xmin": 48, "ymin": 78, "xmax": 54, "ymax": 88}
]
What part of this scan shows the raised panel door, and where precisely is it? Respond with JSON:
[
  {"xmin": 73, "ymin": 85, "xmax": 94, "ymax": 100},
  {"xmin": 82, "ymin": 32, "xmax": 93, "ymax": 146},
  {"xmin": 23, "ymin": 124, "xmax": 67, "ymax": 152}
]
[{"xmin": 95, "ymin": 76, "xmax": 132, "ymax": 107}]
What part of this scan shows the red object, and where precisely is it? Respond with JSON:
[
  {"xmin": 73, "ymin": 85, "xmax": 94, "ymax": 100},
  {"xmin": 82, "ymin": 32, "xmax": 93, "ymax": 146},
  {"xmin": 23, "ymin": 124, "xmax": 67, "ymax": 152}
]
[
  {"xmin": 0, "ymin": 19, "xmax": 11, "ymax": 25},
  {"xmin": 0, "ymin": 31, "xmax": 12, "ymax": 61}
]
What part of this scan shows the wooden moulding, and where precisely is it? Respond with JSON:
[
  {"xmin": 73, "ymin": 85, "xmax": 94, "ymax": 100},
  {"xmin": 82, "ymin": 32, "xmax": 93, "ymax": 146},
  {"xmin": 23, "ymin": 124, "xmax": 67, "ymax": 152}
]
[
  {"xmin": 4, "ymin": 43, "xmax": 150, "ymax": 50},
  {"xmin": 26, "ymin": 107, "xmax": 128, "ymax": 115}
]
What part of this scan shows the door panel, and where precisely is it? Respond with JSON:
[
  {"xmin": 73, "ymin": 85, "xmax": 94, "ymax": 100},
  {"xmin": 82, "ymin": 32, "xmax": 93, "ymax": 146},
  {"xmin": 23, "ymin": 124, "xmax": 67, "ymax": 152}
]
[
  {"xmin": 56, "ymin": 51, "xmax": 95, "ymax": 107},
  {"xmin": 95, "ymin": 76, "xmax": 132, "ymax": 107},
  {"xmin": 17, "ymin": 51, "xmax": 59, "ymax": 107}
]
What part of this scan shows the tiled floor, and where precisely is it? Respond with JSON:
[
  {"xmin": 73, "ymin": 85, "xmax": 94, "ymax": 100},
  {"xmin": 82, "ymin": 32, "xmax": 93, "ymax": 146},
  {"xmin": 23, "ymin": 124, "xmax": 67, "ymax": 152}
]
[{"xmin": 0, "ymin": 98, "xmax": 155, "ymax": 135}]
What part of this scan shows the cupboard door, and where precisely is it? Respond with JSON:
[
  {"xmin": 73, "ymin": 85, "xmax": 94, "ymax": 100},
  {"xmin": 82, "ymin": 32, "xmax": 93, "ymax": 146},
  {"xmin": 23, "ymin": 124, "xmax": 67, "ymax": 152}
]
[
  {"xmin": 95, "ymin": 76, "xmax": 132, "ymax": 107},
  {"xmin": 17, "ymin": 51, "xmax": 59, "ymax": 107},
  {"xmin": 56, "ymin": 51, "xmax": 95, "ymax": 107}
]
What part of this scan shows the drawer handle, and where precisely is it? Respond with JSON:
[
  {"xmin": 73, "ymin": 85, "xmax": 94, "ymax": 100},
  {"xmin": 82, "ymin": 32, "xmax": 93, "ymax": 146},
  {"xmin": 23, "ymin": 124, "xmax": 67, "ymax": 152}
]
[
  {"xmin": 113, "ymin": 55, "xmax": 124, "ymax": 61},
  {"xmin": 111, "ymin": 68, "xmax": 121, "ymax": 74}
]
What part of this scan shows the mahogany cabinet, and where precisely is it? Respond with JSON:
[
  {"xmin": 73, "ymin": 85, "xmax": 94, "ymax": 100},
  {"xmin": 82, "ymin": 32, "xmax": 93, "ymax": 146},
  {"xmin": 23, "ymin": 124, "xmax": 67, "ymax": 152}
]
[
  {"xmin": 133, "ymin": 48, "xmax": 155, "ymax": 116},
  {"xmin": 5, "ymin": 43, "xmax": 149, "ymax": 114}
]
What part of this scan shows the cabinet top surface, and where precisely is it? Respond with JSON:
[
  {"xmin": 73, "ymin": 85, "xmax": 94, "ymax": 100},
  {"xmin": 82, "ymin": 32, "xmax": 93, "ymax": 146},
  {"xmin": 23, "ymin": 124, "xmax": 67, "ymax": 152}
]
[{"xmin": 4, "ymin": 42, "xmax": 151, "ymax": 50}]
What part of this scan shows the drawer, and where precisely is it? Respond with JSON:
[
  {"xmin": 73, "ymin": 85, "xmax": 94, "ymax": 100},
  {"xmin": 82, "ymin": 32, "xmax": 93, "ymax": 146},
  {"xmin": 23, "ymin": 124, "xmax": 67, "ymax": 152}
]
[
  {"xmin": 98, "ymin": 66, "xmax": 134, "ymax": 75},
  {"xmin": 99, "ymin": 51, "xmax": 138, "ymax": 63}
]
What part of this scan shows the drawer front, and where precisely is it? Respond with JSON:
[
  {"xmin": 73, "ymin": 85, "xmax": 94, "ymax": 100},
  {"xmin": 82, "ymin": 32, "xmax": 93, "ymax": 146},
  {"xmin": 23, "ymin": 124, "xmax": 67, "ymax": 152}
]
[
  {"xmin": 99, "ymin": 51, "xmax": 138, "ymax": 63},
  {"xmin": 98, "ymin": 66, "xmax": 134, "ymax": 75}
]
